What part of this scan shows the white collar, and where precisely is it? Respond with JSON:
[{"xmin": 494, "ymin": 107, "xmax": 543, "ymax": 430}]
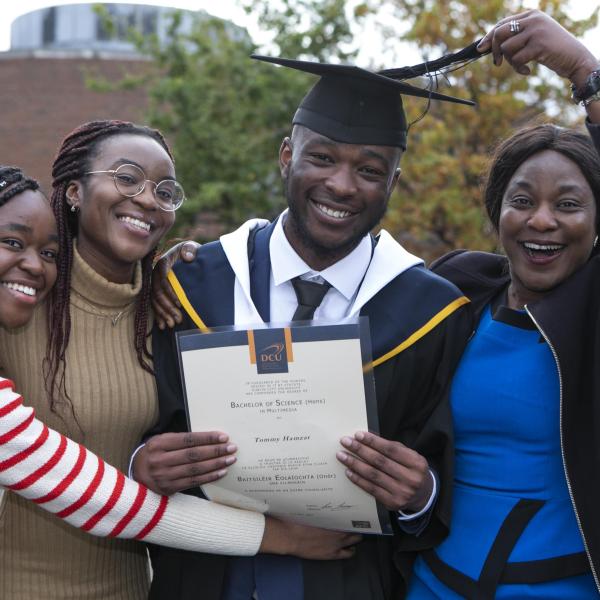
[
  {"xmin": 220, "ymin": 218, "xmax": 269, "ymax": 324},
  {"xmin": 220, "ymin": 214, "xmax": 423, "ymax": 324},
  {"xmin": 270, "ymin": 211, "xmax": 372, "ymax": 302},
  {"xmin": 349, "ymin": 229, "xmax": 422, "ymax": 317}
]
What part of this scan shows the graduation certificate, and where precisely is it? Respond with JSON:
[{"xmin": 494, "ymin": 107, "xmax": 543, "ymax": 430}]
[{"xmin": 176, "ymin": 319, "xmax": 392, "ymax": 534}]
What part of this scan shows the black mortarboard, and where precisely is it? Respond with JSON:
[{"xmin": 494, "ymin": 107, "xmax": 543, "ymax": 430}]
[{"xmin": 252, "ymin": 43, "xmax": 482, "ymax": 150}]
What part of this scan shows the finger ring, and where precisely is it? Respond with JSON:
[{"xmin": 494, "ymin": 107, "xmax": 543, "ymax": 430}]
[{"xmin": 509, "ymin": 19, "xmax": 520, "ymax": 34}]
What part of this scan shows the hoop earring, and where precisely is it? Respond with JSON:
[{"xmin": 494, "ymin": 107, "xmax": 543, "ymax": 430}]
[{"xmin": 594, "ymin": 235, "xmax": 598, "ymax": 248}]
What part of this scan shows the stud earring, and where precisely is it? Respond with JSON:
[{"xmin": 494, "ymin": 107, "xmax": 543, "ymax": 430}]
[{"xmin": 70, "ymin": 204, "xmax": 78, "ymax": 213}]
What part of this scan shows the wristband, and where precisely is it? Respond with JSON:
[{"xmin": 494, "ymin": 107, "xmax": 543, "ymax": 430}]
[
  {"xmin": 582, "ymin": 91, "xmax": 600, "ymax": 107},
  {"xmin": 571, "ymin": 69, "xmax": 600, "ymax": 105}
]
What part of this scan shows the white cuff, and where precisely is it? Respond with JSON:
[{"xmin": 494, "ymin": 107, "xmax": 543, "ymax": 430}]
[
  {"xmin": 128, "ymin": 443, "xmax": 146, "ymax": 479},
  {"xmin": 397, "ymin": 469, "xmax": 437, "ymax": 521}
]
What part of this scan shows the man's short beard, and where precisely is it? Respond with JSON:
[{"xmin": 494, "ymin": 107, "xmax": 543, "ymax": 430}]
[{"xmin": 284, "ymin": 171, "xmax": 388, "ymax": 263}]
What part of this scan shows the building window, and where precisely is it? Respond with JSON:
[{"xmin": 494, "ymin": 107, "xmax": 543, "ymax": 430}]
[
  {"xmin": 96, "ymin": 5, "xmax": 158, "ymax": 41},
  {"xmin": 42, "ymin": 7, "xmax": 56, "ymax": 45},
  {"xmin": 141, "ymin": 8, "xmax": 158, "ymax": 36}
]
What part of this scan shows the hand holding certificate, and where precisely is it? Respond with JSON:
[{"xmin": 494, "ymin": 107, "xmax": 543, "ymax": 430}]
[{"xmin": 177, "ymin": 319, "xmax": 392, "ymax": 534}]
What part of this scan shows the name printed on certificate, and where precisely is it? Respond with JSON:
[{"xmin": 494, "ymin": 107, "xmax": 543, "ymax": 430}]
[{"xmin": 177, "ymin": 319, "xmax": 392, "ymax": 534}]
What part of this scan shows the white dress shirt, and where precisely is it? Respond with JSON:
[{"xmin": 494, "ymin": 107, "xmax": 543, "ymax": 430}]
[{"xmin": 269, "ymin": 213, "xmax": 373, "ymax": 323}]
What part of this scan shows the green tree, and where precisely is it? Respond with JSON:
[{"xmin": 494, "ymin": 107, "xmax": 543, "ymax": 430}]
[
  {"xmin": 140, "ymin": 14, "xmax": 305, "ymax": 237},
  {"xmin": 240, "ymin": 0, "xmax": 366, "ymax": 60}
]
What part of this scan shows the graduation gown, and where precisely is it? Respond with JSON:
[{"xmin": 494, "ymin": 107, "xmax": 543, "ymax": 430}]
[{"xmin": 147, "ymin": 219, "xmax": 471, "ymax": 599}]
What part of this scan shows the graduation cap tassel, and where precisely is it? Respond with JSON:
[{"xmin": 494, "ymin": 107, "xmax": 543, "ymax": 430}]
[{"xmin": 379, "ymin": 39, "xmax": 490, "ymax": 81}]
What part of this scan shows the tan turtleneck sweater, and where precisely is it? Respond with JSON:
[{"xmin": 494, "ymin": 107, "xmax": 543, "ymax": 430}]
[{"xmin": 0, "ymin": 246, "xmax": 157, "ymax": 599}]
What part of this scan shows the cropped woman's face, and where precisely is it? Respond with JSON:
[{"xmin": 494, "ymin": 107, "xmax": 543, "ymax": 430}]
[
  {"xmin": 0, "ymin": 190, "xmax": 58, "ymax": 329},
  {"xmin": 499, "ymin": 149, "xmax": 597, "ymax": 309},
  {"xmin": 68, "ymin": 134, "xmax": 176, "ymax": 283}
]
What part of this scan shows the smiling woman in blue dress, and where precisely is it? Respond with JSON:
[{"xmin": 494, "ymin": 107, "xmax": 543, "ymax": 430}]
[
  {"xmin": 401, "ymin": 11, "xmax": 600, "ymax": 600},
  {"xmin": 409, "ymin": 123, "xmax": 600, "ymax": 599}
]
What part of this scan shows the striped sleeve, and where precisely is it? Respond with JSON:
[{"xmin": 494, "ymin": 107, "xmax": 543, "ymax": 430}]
[{"xmin": 0, "ymin": 377, "xmax": 264, "ymax": 555}]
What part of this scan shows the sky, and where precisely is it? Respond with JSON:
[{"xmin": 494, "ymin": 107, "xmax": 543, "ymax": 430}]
[{"xmin": 1, "ymin": 0, "xmax": 599, "ymax": 60}]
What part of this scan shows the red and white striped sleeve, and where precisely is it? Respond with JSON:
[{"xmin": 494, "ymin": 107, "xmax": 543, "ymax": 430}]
[{"xmin": 0, "ymin": 377, "xmax": 264, "ymax": 554}]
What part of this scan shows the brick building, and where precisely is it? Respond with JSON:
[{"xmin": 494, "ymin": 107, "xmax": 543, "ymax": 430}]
[
  {"xmin": 0, "ymin": 53, "xmax": 150, "ymax": 192},
  {"xmin": 0, "ymin": 3, "xmax": 202, "ymax": 192}
]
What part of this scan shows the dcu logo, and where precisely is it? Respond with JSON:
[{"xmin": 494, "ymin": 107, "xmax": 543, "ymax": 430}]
[
  {"xmin": 260, "ymin": 343, "xmax": 285, "ymax": 363},
  {"xmin": 249, "ymin": 329, "xmax": 291, "ymax": 374}
]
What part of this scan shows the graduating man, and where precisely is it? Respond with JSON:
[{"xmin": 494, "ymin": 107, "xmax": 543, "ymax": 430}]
[{"xmin": 134, "ymin": 56, "xmax": 474, "ymax": 599}]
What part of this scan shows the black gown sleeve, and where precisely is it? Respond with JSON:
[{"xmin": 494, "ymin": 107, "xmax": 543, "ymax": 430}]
[
  {"xmin": 146, "ymin": 320, "xmax": 191, "ymax": 439},
  {"xmin": 387, "ymin": 302, "xmax": 473, "ymax": 592}
]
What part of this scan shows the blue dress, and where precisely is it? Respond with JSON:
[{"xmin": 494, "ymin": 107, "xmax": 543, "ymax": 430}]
[{"xmin": 408, "ymin": 303, "xmax": 596, "ymax": 598}]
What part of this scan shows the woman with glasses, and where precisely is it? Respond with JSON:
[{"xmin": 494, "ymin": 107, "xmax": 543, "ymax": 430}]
[
  {"xmin": 85, "ymin": 162, "xmax": 186, "ymax": 212},
  {"xmin": 0, "ymin": 121, "xmax": 358, "ymax": 600}
]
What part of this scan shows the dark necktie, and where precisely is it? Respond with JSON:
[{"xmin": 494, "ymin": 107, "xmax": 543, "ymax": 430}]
[{"xmin": 291, "ymin": 277, "xmax": 331, "ymax": 321}]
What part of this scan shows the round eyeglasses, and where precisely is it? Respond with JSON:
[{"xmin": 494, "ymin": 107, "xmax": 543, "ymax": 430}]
[{"xmin": 84, "ymin": 163, "xmax": 185, "ymax": 212}]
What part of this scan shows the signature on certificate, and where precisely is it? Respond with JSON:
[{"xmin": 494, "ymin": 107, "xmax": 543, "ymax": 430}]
[{"xmin": 306, "ymin": 502, "xmax": 356, "ymax": 512}]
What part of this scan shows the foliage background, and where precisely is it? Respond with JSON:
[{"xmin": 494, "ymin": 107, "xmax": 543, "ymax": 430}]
[{"xmin": 97, "ymin": 0, "xmax": 598, "ymax": 261}]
